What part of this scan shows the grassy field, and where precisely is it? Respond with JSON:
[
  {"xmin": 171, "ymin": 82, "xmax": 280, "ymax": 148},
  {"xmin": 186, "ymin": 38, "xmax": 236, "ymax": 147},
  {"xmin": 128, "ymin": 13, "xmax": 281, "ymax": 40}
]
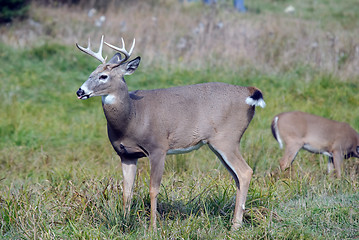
[{"xmin": 1, "ymin": 1, "xmax": 359, "ymax": 239}]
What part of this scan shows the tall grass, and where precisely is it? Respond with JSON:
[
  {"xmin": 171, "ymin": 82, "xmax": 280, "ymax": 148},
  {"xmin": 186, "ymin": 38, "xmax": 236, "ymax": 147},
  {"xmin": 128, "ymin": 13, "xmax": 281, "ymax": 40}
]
[
  {"xmin": 1, "ymin": 41, "xmax": 358, "ymax": 238},
  {"xmin": 1, "ymin": 1, "xmax": 359, "ymax": 239}
]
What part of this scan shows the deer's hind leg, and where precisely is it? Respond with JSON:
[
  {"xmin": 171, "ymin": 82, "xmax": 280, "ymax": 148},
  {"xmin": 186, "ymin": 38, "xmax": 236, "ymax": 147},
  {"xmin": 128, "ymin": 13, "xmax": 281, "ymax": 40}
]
[
  {"xmin": 279, "ymin": 141, "xmax": 303, "ymax": 171},
  {"xmin": 208, "ymin": 141, "xmax": 252, "ymax": 230}
]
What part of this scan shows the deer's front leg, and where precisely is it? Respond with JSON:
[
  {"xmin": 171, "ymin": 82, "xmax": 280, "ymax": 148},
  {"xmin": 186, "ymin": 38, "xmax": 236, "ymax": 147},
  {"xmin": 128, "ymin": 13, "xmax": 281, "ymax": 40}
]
[
  {"xmin": 327, "ymin": 156, "xmax": 334, "ymax": 174},
  {"xmin": 148, "ymin": 149, "xmax": 166, "ymax": 230},
  {"xmin": 332, "ymin": 151, "xmax": 344, "ymax": 178},
  {"xmin": 121, "ymin": 158, "xmax": 138, "ymax": 216}
]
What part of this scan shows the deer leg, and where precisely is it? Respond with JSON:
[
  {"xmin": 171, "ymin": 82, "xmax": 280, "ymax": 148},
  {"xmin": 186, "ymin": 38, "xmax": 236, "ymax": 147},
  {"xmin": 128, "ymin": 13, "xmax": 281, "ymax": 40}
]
[
  {"xmin": 332, "ymin": 151, "xmax": 343, "ymax": 178},
  {"xmin": 121, "ymin": 158, "xmax": 138, "ymax": 217},
  {"xmin": 148, "ymin": 149, "xmax": 166, "ymax": 230},
  {"xmin": 327, "ymin": 156, "xmax": 334, "ymax": 174},
  {"xmin": 208, "ymin": 143, "xmax": 252, "ymax": 230},
  {"xmin": 279, "ymin": 143, "xmax": 302, "ymax": 171}
]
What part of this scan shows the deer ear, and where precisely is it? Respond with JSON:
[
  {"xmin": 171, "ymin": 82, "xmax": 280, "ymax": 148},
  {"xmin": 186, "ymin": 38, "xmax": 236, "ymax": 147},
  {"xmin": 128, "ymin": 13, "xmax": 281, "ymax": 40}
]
[
  {"xmin": 107, "ymin": 53, "xmax": 122, "ymax": 65},
  {"xmin": 124, "ymin": 56, "xmax": 141, "ymax": 75}
]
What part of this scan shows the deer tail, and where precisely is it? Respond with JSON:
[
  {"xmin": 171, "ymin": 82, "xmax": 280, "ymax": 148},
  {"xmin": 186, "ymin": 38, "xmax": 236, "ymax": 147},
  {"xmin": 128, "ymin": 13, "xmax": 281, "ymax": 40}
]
[
  {"xmin": 271, "ymin": 116, "xmax": 283, "ymax": 149},
  {"xmin": 245, "ymin": 87, "xmax": 266, "ymax": 108}
]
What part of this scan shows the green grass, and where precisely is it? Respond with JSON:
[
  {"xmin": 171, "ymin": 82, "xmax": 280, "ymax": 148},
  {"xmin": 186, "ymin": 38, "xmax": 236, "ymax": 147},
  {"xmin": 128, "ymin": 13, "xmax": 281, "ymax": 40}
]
[
  {"xmin": 1, "ymin": 0, "xmax": 359, "ymax": 236},
  {"xmin": 0, "ymin": 40, "xmax": 358, "ymax": 239}
]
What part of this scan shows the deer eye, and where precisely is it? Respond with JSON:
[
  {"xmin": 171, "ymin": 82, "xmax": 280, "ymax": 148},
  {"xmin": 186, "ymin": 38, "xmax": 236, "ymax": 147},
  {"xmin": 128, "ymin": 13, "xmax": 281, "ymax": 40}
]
[{"xmin": 99, "ymin": 74, "xmax": 108, "ymax": 80}]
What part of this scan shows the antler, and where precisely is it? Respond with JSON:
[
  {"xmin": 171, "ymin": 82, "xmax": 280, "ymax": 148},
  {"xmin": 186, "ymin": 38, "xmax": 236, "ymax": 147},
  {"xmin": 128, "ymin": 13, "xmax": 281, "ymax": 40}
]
[
  {"xmin": 104, "ymin": 38, "xmax": 136, "ymax": 65},
  {"xmin": 76, "ymin": 35, "xmax": 106, "ymax": 64}
]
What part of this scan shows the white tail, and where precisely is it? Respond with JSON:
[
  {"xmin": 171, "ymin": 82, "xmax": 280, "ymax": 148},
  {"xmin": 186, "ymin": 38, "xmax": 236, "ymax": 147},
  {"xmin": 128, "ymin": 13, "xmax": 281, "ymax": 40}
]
[
  {"xmin": 76, "ymin": 36, "xmax": 265, "ymax": 230},
  {"xmin": 271, "ymin": 116, "xmax": 283, "ymax": 149},
  {"xmin": 245, "ymin": 91, "xmax": 266, "ymax": 108},
  {"xmin": 271, "ymin": 111, "xmax": 359, "ymax": 177}
]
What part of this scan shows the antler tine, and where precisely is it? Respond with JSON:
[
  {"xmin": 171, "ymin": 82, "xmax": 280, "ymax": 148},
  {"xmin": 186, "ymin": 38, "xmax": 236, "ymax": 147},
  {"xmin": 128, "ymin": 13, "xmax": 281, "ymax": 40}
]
[
  {"xmin": 128, "ymin": 38, "xmax": 136, "ymax": 56},
  {"xmin": 119, "ymin": 38, "xmax": 136, "ymax": 56},
  {"xmin": 76, "ymin": 35, "xmax": 106, "ymax": 64},
  {"xmin": 121, "ymin": 37, "xmax": 126, "ymax": 52},
  {"xmin": 104, "ymin": 37, "xmax": 136, "ymax": 64}
]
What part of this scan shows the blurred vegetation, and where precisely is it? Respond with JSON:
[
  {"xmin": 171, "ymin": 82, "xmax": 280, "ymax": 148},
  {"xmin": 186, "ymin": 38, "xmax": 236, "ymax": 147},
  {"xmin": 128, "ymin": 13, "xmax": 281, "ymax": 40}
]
[
  {"xmin": 2, "ymin": 0, "xmax": 357, "ymax": 78},
  {"xmin": 32, "ymin": 0, "xmax": 137, "ymax": 10},
  {"xmin": 0, "ymin": 0, "xmax": 29, "ymax": 23}
]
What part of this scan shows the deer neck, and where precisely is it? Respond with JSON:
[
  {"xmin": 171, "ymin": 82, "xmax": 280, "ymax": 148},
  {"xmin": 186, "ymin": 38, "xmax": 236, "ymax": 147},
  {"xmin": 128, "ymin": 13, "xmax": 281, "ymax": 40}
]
[{"xmin": 102, "ymin": 91, "xmax": 133, "ymax": 134}]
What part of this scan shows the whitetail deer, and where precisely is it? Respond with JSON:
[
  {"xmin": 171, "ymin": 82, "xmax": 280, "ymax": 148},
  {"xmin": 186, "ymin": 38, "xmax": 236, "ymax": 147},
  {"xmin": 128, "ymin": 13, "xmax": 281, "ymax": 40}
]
[
  {"xmin": 271, "ymin": 111, "xmax": 359, "ymax": 177},
  {"xmin": 76, "ymin": 35, "xmax": 266, "ymax": 230}
]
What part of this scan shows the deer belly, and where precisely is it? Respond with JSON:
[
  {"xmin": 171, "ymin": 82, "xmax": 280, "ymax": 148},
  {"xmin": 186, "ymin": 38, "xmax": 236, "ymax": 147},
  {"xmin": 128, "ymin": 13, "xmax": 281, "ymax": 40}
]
[
  {"xmin": 114, "ymin": 143, "xmax": 146, "ymax": 159},
  {"xmin": 303, "ymin": 144, "xmax": 332, "ymax": 157},
  {"xmin": 167, "ymin": 140, "xmax": 207, "ymax": 155}
]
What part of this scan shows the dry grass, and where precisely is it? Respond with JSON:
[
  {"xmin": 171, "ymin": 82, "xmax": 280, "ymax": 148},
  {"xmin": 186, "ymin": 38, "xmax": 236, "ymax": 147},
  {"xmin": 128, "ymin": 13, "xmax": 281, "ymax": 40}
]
[{"xmin": 1, "ymin": 1, "xmax": 359, "ymax": 78}]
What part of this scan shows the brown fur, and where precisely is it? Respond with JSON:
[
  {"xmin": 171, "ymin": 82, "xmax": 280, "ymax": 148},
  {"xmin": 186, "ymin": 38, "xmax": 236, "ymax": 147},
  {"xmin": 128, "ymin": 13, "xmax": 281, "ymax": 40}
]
[
  {"xmin": 76, "ymin": 37, "xmax": 265, "ymax": 230},
  {"xmin": 271, "ymin": 111, "xmax": 359, "ymax": 177}
]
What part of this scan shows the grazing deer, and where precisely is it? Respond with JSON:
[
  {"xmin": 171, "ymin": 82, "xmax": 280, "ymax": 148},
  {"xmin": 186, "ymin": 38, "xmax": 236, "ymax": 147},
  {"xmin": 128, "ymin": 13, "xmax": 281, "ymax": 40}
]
[
  {"xmin": 76, "ymin": 35, "xmax": 266, "ymax": 230},
  {"xmin": 271, "ymin": 111, "xmax": 359, "ymax": 177}
]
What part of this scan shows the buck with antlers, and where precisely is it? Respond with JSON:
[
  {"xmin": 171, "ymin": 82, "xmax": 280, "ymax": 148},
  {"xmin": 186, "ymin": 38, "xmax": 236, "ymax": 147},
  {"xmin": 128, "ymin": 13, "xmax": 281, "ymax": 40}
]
[
  {"xmin": 271, "ymin": 111, "xmax": 359, "ymax": 177},
  {"xmin": 76, "ymin": 35, "xmax": 266, "ymax": 230}
]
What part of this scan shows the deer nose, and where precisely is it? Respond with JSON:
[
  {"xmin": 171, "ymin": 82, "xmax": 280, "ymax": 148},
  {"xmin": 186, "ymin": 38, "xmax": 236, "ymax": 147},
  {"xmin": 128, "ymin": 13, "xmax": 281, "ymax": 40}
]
[{"xmin": 77, "ymin": 88, "xmax": 85, "ymax": 97}]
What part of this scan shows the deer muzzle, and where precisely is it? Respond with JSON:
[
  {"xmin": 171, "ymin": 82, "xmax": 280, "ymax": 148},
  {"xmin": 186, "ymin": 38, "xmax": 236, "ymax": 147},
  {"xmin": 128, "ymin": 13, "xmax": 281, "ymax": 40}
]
[{"xmin": 76, "ymin": 88, "xmax": 89, "ymax": 100}]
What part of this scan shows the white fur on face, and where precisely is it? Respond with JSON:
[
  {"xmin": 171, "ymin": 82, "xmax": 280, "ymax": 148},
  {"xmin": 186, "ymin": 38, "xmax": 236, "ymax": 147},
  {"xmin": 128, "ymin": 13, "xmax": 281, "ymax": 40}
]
[
  {"xmin": 99, "ymin": 74, "xmax": 109, "ymax": 83},
  {"xmin": 80, "ymin": 83, "xmax": 91, "ymax": 95}
]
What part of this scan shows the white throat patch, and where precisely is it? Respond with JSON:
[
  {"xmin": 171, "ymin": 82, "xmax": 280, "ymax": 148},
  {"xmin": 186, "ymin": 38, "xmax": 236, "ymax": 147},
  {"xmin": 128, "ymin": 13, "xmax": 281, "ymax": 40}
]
[{"xmin": 102, "ymin": 94, "xmax": 116, "ymax": 105}]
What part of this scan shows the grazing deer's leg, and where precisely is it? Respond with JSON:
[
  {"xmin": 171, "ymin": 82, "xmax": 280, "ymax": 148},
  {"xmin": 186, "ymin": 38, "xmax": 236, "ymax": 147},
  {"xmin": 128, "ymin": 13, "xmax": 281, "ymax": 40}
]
[
  {"xmin": 148, "ymin": 149, "xmax": 166, "ymax": 230},
  {"xmin": 279, "ymin": 142, "xmax": 302, "ymax": 171},
  {"xmin": 121, "ymin": 158, "xmax": 138, "ymax": 216},
  {"xmin": 332, "ymin": 151, "xmax": 343, "ymax": 178},
  {"xmin": 208, "ymin": 143, "xmax": 252, "ymax": 230},
  {"xmin": 327, "ymin": 156, "xmax": 334, "ymax": 174}
]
